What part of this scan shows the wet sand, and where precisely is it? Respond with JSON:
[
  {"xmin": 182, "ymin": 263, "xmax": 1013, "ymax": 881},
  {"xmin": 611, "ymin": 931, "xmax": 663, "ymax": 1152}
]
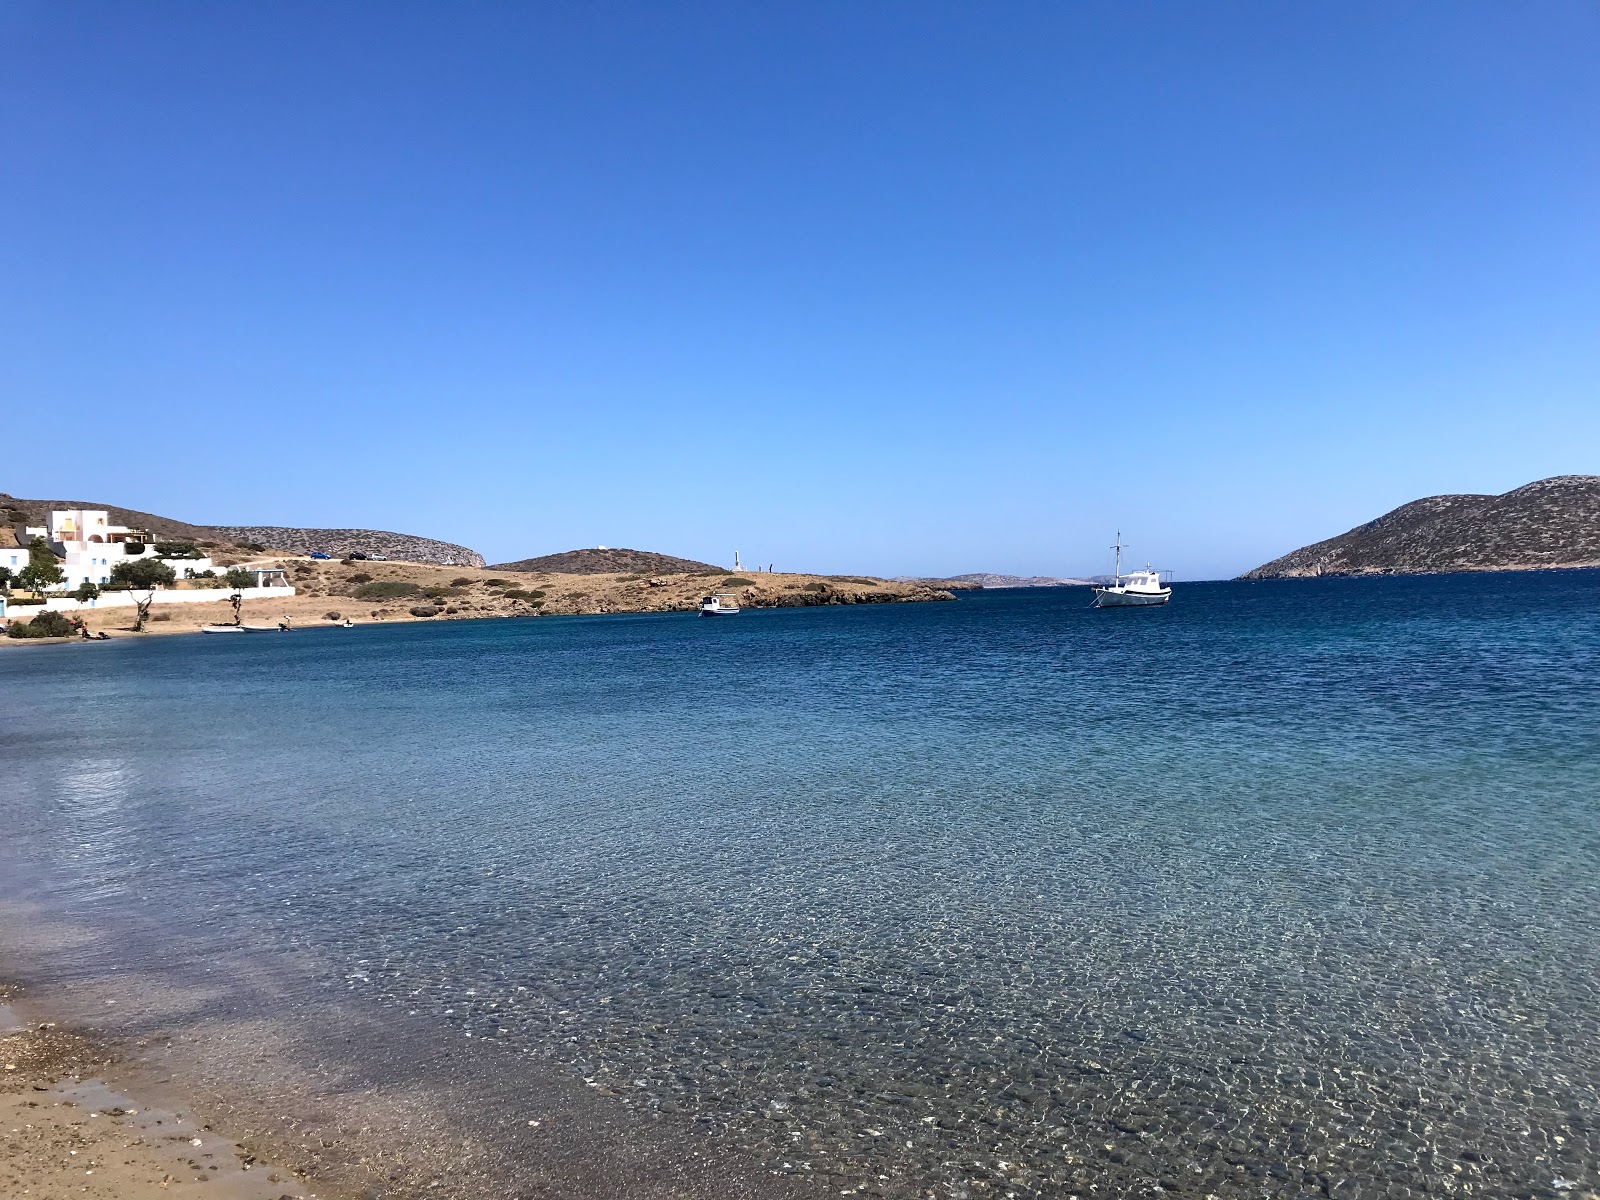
[
  {"xmin": 0, "ymin": 905, "xmax": 832, "ymax": 1200},
  {"xmin": 0, "ymin": 992, "xmax": 334, "ymax": 1200}
]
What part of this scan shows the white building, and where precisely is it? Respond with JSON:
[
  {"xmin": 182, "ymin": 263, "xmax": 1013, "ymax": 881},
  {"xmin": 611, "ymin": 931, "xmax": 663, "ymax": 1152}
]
[{"xmin": 18, "ymin": 509, "xmax": 217, "ymax": 590}]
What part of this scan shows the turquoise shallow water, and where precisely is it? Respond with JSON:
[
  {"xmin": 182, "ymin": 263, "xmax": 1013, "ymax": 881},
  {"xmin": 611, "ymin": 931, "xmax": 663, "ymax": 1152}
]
[{"xmin": 2, "ymin": 574, "xmax": 1598, "ymax": 1198}]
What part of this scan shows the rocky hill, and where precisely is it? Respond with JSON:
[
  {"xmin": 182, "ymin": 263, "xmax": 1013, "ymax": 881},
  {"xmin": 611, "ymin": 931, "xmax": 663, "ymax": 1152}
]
[
  {"xmin": 1241, "ymin": 475, "xmax": 1600, "ymax": 579},
  {"xmin": 208, "ymin": 526, "xmax": 483, "ymax": 566},
  {"xmin": 492, "ymin": 547, "xmax": 724, "ymax": 575},
  {"xmin": 0, "ymin": 494, "xmax": 484, "ymax": 567}
]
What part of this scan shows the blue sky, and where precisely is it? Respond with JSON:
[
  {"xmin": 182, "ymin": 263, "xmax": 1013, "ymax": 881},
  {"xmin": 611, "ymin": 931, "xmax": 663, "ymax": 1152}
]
[{"xmin": 3, "ymin": 2, "xmax": 1596, "ymax": 578}]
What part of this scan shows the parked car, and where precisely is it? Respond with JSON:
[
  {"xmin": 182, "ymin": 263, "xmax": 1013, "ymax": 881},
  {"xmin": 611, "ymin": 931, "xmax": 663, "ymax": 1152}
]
[
  {"xmin": 369, "ymin": 554, "xmax": 389, "ymax": 561},
  {"xmin": 309, "ymin": 551, "xmax": 332, "ymax": 560},
  {"xmin": 346, "ymin": 552, "xmax": 368, "ymax": 560}
]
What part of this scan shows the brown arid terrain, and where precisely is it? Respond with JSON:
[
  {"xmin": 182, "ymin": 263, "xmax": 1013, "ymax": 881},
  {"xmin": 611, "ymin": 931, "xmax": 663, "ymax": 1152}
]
[
  {"xmin": 1242, "ymin": 474, "xmax": 1600, "ymax": 579},
  {"xmin": 4, "ymin": 558, "xmax": 960, "ymax": 644},
  {"xmin": 0, "ymin": 987, "xmax": 337, "ymax": 1200}
]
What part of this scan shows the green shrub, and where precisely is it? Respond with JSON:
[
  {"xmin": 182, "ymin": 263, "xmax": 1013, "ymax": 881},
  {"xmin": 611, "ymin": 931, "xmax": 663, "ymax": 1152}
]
[
  {"xmin": 152, "ymin": 612, "xmax": 171, "ymax": 622},
  {"xmin": 803, "ymin": 581, "xmax": 828, "ymax": 592},
  {"xmin": 72, "ymin": 580, "xmax": 100, "ymax": 602},
  {"xmin": 347, "ymin": 572, "xmax": 373, "ymax": 584},
  {"xmin": 483, "ymin": 578, "xmax": 510, "ymax": 588},
  {"xmin": 154, "ymin": 541, "xmax": 201, "ymax": 558},
  {"xmin": 408, "ymin": 605, "xmax": 439, "ymax": 618},
  {"xmin": 186, "ymin": 568, "xmax": 217, "ymax": 580},
  {"xmin": 7, "ymin": 610, "xmax": 73, "ymax": 638},
  {"xmin": 122, "ymin": 542, "xmax": 146, "ymax": 556},
  {"xmin": 422, "ymin": 586, "xmax": 467, "ymax": 600},
  {"xmin": 451, "ymin": 577, "xmax": 473, "ymax": 587},
  {"xmin": 37, "ymin": 609, "xmax": 72, "ymax": 636},
  {"xmin": 504, "ymin": 588, "xmax": 545, "ymax": 602},
  {"xmin": 223, "ymin": 567, "xmax": 255, "ymax": 589},
  {"xmin": 355, "ymin": 580, "xmax": 421, "ymax": 599},
  {"xmin": 721, "ymin": 577, "xmax": 755, "ymax": 587}
]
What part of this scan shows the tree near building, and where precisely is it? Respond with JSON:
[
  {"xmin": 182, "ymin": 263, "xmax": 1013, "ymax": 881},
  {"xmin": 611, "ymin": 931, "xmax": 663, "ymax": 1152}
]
[
  {"xmin": 72, "ymin": 580, "xmax": 101, "ymax": 603},
  {"xmin": 110, "ymin": 558, "xmax": 176, "ymax": 632},
  {"xmin": 0, "ymin": 565, "xmax": 13, "ymax": 593},
  {"xmin": 110, "ymin": 558, "xmax": 177, "ymax": 590},
  {"xmin": 15, "ymin": 537, "xmax": 65, "ymax": 594},
  {"xmin": 224, "ymin": 567, "xmax": 254, "ymax": 588}
]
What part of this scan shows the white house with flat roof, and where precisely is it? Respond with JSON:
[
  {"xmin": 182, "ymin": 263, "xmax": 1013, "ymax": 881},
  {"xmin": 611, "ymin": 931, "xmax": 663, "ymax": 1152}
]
[{"xmin": 17, "ymin": 509, "xmax": 217, "ymax": 590}]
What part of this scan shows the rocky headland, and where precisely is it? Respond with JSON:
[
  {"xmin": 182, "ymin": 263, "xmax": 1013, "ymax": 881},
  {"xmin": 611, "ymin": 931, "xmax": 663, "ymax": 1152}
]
[{"xmin": 1242, "ymin": 475, "xmax": 1600, "ymax": 579}]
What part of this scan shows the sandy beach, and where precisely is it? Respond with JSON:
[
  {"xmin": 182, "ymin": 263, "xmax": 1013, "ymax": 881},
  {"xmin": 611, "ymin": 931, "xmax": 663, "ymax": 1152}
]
[{"xmin": 1, "ymin": 986, "xmax": 339, "ymax": 1200}]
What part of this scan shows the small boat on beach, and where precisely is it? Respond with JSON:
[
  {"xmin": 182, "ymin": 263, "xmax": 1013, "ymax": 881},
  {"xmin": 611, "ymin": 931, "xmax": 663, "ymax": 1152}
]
[
  {"xmin": 699, "ymin": 593, "xmax": 742, "ymax": 616},
  {"xmin": 1091, "ymin": 533, "xmax": 1172, "ymax": 608},
  {"xmin": 201, "ymin": 624, "xmax": 246, "ymax": 634}
]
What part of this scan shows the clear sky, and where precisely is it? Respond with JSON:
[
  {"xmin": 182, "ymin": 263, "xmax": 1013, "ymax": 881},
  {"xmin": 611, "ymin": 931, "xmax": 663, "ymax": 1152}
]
[{"xmin": 4, "ymin": 2, "xmax": 1596, "ymax": 578}]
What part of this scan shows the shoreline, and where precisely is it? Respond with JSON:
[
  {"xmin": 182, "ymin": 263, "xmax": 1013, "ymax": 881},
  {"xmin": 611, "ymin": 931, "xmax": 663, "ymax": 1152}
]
[
  {"xmin": 1, "ymin": 983, "xmax": 346, "ymax": 1200},
  {"xmin": 3, "ymin": 562, "xmax": 961, "ymax": 647},
  {"xmin": 0, "ymin": 904, "xmax": 830, "ymax": 1200}
]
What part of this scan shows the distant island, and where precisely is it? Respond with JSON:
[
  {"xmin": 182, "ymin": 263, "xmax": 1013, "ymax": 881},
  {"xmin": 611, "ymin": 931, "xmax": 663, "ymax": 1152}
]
[
  {"xmin": 491, "ymin": 546, "xmax": 723, "ymax": 575},
  {"xmin": 942, "ymin": 573, "xmax": 1096, "ymax": 589},
  {"xmin": 1242, "ymin": 475, "xmax": 1600, "ymax": 579}
]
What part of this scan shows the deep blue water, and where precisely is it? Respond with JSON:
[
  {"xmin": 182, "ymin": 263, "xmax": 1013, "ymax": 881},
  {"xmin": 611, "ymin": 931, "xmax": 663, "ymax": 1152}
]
[{"xmin": 3, "ymin": 574, "xmax": 1598, "ymax": 1199}]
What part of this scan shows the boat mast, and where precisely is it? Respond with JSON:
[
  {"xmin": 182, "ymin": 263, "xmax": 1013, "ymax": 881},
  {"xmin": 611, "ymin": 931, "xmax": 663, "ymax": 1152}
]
[{"xmin": 1112, "ymin": 531, "xmax": 1122, "ymax": 582}]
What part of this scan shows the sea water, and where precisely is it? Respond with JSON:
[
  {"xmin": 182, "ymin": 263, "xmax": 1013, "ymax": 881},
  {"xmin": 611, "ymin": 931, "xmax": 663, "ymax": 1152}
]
[{"xmin": 2, "ymin": 573, "xmax": 1597, "ymax": 1198}]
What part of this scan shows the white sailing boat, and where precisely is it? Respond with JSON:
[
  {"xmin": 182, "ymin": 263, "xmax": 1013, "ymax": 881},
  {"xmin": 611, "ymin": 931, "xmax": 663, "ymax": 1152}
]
[
  {"xmin": 699, "ymin": 593, "xmax": 742, "ymax": 616},
  {"xmin": 1091, "ymin": 532, "xmax": 1172, "ymax": 608}
]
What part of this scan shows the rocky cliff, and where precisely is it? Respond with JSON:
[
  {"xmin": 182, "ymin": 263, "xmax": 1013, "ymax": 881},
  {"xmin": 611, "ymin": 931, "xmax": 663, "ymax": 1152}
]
[{"xmin": 1241, "ymin": 475, "xmax": 1600, "ymax": 579}]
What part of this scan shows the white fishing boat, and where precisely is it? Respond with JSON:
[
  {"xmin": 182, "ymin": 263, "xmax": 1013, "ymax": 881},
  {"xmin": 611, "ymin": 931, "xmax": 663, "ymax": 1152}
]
[
  {"xmin": 200, "ymin": 624, "xmax": 246, "ymax": 634},
  {"xmin": 699, "ymin": 593, "xmax": 742, "ymax": 616},
  {"xmin": 1091, "ymin": 533, "xmax": 1172, "ymax": 608}
]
